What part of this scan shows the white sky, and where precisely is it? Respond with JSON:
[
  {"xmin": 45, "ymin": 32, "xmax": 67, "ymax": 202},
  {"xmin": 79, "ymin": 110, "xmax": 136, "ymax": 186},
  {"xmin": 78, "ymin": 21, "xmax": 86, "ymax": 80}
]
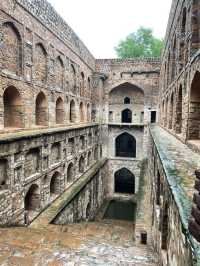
[{"xmin": 48, "ymin": 0, "xmax": 172, "ymax": 58}]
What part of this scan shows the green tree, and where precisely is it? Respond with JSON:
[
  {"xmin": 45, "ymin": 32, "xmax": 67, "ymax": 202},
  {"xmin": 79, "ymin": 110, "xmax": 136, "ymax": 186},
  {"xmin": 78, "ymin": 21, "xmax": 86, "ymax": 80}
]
[{"xmin": 115, "ymin": 27, "xmax": 164, "ymax": 58}]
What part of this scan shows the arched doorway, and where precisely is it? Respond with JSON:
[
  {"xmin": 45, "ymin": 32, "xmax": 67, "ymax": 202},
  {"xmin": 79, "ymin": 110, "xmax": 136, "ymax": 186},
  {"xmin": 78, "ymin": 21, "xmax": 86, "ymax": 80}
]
[
  {"xmin": 122, "ymin": 109, "xmax": 132, "ymax": 123},
  {"xmin": 114, "ymin": 168, "xmax": 135, "ymax": 194},
  {"xmin": 116, "ymin": 133, "xmax": 136, "ymax": 158},
  {"xmin": 3, "ymin": 86, "xmax": 24, "ymax": 128},
  {"xmin": 176, "ymin": 86, "xmax": 183, "ymax": 134},
  {"xmin": 67, "ymin": 163, "xmax": 74, "ymax": 182},
  {"xmin": 79, "ymin": 156, "xmax": 85, "ymax": 173},
  {"xmin": 80, "ymin": 102, "xmax": 84, "ymax": 122},
  {"xmin": 87, "ymin": 103, "xmax": 90, "ymax": 122},
  {"xmin": 70, "ymin": 100, "xmax": 76, "ymax": 123},
  {"xmin": 50, "ymin": 172, "xmax": 61, "ymax": 197},
  {"xmin": 25, "ymin": 184, "xmax": 40, "ymax": 212},
  {"xmin": 189, "ymin": 71, "xmax": 200, "ymax": 139},
  {"xmin": 35, "ymin": 92, "xmax": 47, "ymax": 126},
  {"xmin": 56, "ymin": 97, "xmax": 64, "ymax": 124}
]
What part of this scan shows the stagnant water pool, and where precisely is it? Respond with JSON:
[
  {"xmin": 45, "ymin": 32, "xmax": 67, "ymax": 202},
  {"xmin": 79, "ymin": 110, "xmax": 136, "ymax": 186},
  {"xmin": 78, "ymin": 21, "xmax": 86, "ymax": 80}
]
[{"xmin": 103, "ymin": 200, "xmax": 136, "ymax": 221}]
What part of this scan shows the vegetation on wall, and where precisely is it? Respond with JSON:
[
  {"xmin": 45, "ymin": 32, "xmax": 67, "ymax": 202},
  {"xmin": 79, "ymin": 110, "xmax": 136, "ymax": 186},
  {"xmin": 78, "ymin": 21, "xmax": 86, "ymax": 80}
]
[{"xmin": 115, "ymin": 27, "xmax": 164, "ymax": 58}]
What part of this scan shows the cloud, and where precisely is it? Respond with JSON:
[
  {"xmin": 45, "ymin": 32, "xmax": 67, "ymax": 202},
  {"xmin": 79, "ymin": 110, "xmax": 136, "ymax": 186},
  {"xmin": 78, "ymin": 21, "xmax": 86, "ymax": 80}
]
[{"xmin": 48, "ymin": 0, "xmax": 171, "ymax": 58}]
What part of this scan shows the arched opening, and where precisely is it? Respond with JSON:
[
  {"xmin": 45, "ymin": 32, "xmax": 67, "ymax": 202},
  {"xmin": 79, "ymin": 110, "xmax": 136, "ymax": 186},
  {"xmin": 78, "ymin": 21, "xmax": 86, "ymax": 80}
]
[
  {"xmin": 87, "ymin": 103, "xmax": 90, "ymax": 122},
  {"xmin": 50, "ymin": 172, "xmax": 61, "ymax": 196},
  {"xmin": 35, "ymin": 92, "xmax": 48, "ymax": 126},
  {"xmin": 191, "ymin": 0, "xmax": 200, "ymax": 53},
  {"xmin": 168, "ymin": 93, "xmax": 174, "ymax": 129},
  {"xmin": 51, "ymin": 143, "xmax": 61, "ymax": 164},
  {"xmin": 80, "ymin": 102, "xmax": 85, "ymax": 122},
  {"xmin": 67, "ymin": 163, "xmax": 74, "ymax": 182},
  {"xmin": 114, "ymin": 168, "xmax": 135, "ymax": 194},
  {"xmin": 79, "ymin": 156, "xmax": 85, "ymax": 173},
  {"xmin": 35, "ymin": 43, "xmax": 47, "ymax": 83},
  {"xmin": 56, "ymin": 97, "xmax": 64, "ymax": 124},
  {"xmin": 171, "ymin": 38, "xmax": 176, "ymax": 81},
  {"xmin": 3, "ymin": 86, "xmax": 24, "ymax": 128},
  {"xmin": 87, "ymin": 151, "xmax": 92, "ymax": 166},
  {"xmin": 80, "ymin": 136, "xmax": 85, "ymax": 150},
  {"xmin": 70, "ymin": 64, "xmax": 76, "ymax": 92},
  {"xmin": 70, "ymin": 100, "xmax": 76, "ymax": 123},
  {"xmin": 116, "ymin": 133, "xmax": 136, "ymax": 158},
  {"xmin": 156, "ymin": 171, "xmax": 161, "ymax": 206},
  {"xmin": 122, "ymin": 109, "xmax": 132, "ymax": 123},
  {"xmin": 0, "ymin": 159, "xmax": 8, "ymax": 190},
  {"xmin": 176, "ymin": 86, "xmax": 183, "ymax": 134},
  {"xmin": 24, "ymin": 148, "xmax": 40, "ymax": 178},
  {"xmin": 25, "ymin": 184, "xmax": 40, "ymax": 211},
  {"xmin": 161, "ymin": 203, "xmax": 169, "ymax": 250},
  {"xmin": 124, "ymin": 97, "xmax": 131, "ymax": 104},
  {"xmin": 68, "ymin": 138, "xmax": 74, "ymax": 155},
  {"xmin": 94, "ymin": 147, "xmax": 98, "ymax": 161},
  {"xmin": 87, "ymin": 77, "xmax": 91, "ymax": 97},
  {"xmin": 80, "ymin": 72, "xmax": 85, "ymax": 96},
  {"xmin": 179, "ymin": 8, "xmax": 187, "ymax": 68},
  {"xmin": 2, "ymin": 22, "xmax": 22, "ymax": 75},
  {"xmin": 55, "ymin": 56, "xmax": 64, "ymax": 88},
  {"xmin": 189, "ymin": 72, "xmax": 200, "ymax": 139}
]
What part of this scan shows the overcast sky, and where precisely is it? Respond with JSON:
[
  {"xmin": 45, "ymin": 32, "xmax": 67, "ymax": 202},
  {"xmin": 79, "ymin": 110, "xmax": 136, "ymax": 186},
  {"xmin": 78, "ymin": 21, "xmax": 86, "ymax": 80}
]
[{"xmin": 48, "ymin": 0, "xmax": 172, "ymax": 58}]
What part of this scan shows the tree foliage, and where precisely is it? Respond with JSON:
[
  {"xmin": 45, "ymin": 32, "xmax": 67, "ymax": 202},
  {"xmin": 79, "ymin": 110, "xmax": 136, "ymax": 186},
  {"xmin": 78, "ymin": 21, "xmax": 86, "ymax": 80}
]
[{"xmin": 115, "ymin": 27, "xmax": 164, "ymax": 58}]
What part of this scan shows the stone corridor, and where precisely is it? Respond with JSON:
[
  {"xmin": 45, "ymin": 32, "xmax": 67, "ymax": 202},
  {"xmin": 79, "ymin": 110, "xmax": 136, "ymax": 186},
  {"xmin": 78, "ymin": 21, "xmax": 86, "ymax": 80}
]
[{"xmin": 0, "ymin": 220, "xmax": 157, "ymax": 266}]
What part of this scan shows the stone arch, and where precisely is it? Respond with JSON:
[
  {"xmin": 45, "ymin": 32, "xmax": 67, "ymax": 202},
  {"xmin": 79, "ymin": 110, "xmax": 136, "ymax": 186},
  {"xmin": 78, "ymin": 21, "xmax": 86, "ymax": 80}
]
[
  {"xmin": 67, "ymin": 162, "xmax": 74, "ymax": 182},
  {"xmin": 79, "ymin": 156, "xmax": 85, "ymax": 173},
  {"xmin": 35, "ymin": 91, "xmax": 48, "ymax": 126},
  {"xmin": 2, "ymin": 22, "xmax": 22, "ymax": 74},
  {"xmin": 171, "ymin": 37, "xmax": 177, "ymax": 81},
  {"xmin": 175, "ymin": 85, "xmax": 183, "ymax": 134},
  {"xmin": 114, "ymin": 168, "xmax": 135, "ymax": 194},
  {"xmin": 24, "ymin": 148, "xmax": 40, "ymax": 178},
  {"xmin": 50, "ymin": 171, "xmax": 61, "ymax": 196},
  {"xmin": 161, "ymin": 203, "xmax": 169, "ymax": 250},
  {"xmin": 68, "ymin": 138, "xmax": 74, "ymax": 155},
  {"xmin": 79, "ymin": 102, "xmax": 85, "ymax": 122},
  {"xmin": 0, "ymin": 159, "xmax": 8, "ymax": 190},
  {"xmin": 116, "ymin": 132, "xmax": 136, "ymax": 158},
  {"xmin": 94, "ymin": 146, "xmax": 98, "ymax": 161},
  {"xmin": 56, "ymin": 97, "xmax": 64, "ymax": 124},
  {"xmin": 70, "ymin": 64, "xmax": 76, "ymax": 90},
  {"xmin": 70, "ymin": 99, "xmax": 76, "ymax": 123},
  {"xmin": 87, "ymin": 151, "xmax": 92, "ymax": 166},
  {"xmin": 168, "ymin": 93, "xmax": 174, "ymax": 129},
  {"xmin": 87, "ymin": 77, "xmax": 91, "ymax": 97},
  {"xmin": 80, "ymin": 135, "xmax": 85, "ymax": 150},
  {"xmin": 51, "ymin": 142, "xmax": 61, "ymax": 164},
  {"xmin": 87, "ymin": 103, "xmax": 91, "ymax": 122},
  {"xmin": 35, "ymin": 43, "xmax": 47, "ymax": 83},
  {"xmin": 108, "ymin": 81, "xmax": 144, "ymax": 95},
  {"xmin": 55, "ymin": 56, "xmax": 64, "ymax": 88},
  {"xmin": 164, "ymin": 96, "xmax": 169, "ymax": 127},
  {"xmin": 80, "ymin": 72, "xmax": 85, "ymax": 96},
  {"xmin": 24, "ymin": 184, "xmax": 40, "ymax": 211},
  {"xmin": 191, "ymin": 0, "xmax": 200, "ymax": 52},
  {"xmin": 122, "ymin": 108, "xmax": 132, "ymax": 123},
  {"xmin": 189, "ymin": 71, "xmax": 200, "ymax": 139},
  {"xmin": 3, "ymin": 86, "xmax": 24, "ymax": 128}
]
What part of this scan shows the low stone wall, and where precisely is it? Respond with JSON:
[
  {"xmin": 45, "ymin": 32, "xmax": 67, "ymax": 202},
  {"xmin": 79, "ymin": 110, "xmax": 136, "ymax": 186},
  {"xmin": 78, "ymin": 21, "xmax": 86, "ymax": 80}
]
[{"xmin": 148, "ymin": 126, "xmax": 199, "ymax": 266}]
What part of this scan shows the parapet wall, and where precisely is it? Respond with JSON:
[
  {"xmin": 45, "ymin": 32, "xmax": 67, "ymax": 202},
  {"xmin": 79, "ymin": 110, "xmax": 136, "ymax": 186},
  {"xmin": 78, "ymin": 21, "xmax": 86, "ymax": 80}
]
[{"xmin": 16, "ymin": 0, "xmax": 95, "ymax": 68}]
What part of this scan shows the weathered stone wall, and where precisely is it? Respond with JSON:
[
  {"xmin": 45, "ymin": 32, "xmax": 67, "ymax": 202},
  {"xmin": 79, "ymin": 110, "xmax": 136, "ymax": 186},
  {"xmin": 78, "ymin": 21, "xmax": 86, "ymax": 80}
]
[
  {"xmin": 0, "ymin": 0, "xmax": 94, "ymax": 130},
  {"xmin": 148, "ymin": 129, "xmax": 195, "ymax": 266},
  {"xmin": 0, "ymin": 124, "xmax": 102, "ymax": 225},
  {"xmin": 53, "ymin": 166, "xmax": 107, "ymax": 224},
  {"xmin": 159, "ymin": 0, "xmax": 200, "ymax": 153}
]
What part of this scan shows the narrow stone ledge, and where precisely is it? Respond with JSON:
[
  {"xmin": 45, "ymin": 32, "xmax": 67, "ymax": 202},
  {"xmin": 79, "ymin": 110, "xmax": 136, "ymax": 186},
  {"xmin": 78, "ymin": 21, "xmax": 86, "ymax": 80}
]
[{"xmin": 30, "ymin": 158, "xmax": 107, "ymax": 229}]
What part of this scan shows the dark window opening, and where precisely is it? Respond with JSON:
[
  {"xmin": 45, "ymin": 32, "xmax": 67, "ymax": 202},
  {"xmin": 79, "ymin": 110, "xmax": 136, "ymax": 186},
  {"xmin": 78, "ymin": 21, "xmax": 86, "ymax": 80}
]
[
  {"xmin": 156, "ymin": 171, "xmax": 161, "ymax": 206},
  {"xmin": 122, "ymin": 109, "xmax": 132, "ymax": 123},
  {"xmin": 151, "ymin": 111, "xmax": 157, "ymax": 123},
  {"xmin": 114, "ymin": 168, "xmax": 135, "ymax": 194},
  {"xmin": 116, "ymin": 133, "xmax": 136, "ymax": 158},
  {"xmin": 124, "ymin": 97, "xmax": 131, "ymax": 104},
  {"xmin": 161, "ymin": 203, "xmax": 169, "ymax": 250}
]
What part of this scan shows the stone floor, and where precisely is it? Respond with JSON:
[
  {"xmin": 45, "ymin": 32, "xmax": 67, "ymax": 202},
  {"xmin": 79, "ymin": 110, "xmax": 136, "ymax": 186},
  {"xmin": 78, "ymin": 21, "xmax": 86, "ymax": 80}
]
[{"xmin": 0, "ymin": 220, "xmax": 158, "ymax": 266}]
